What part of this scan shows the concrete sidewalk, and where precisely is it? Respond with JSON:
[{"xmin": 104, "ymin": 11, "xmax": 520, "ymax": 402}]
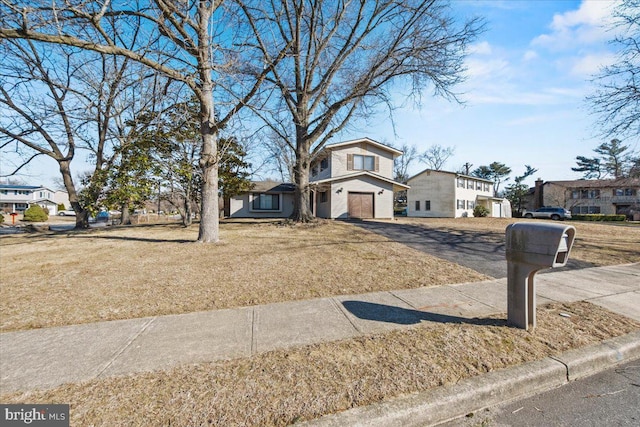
[{"xmin": 1, "ymin": 264, "xmax": 639, "ymax": 415}]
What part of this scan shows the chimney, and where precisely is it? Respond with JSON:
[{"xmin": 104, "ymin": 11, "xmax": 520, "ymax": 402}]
[{"xmin": 534, "ymin": 179, "xmax": 544, "ymax": 209}]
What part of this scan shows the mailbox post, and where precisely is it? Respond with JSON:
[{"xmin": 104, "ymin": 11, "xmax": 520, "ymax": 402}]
[{"xmin": 505, "ymin": 223, "xmax": 576, "ymax": 330}]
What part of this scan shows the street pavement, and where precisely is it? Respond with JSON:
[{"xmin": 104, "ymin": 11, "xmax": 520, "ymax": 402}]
[
  {"xmin": 1, "ymin": 263, "xmax": 639, "ymax": 426},
  {"xmin": 439, "ymin": 359, "xmax": 640, "ymax": 427}
]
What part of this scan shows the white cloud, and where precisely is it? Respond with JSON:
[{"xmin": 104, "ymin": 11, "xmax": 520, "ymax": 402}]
[
  {"xmin": 523, "ymin": 50, "xmax": 538, "ymax": 61},
  {"xmin": 532, "ymin": 0, "xmax": 618, "ymax": 50},
  {"xmin": 469, "ymin": 41, "xmax": 493, "ymax": 55},
  {"xmin": 465, "ymin": 57, "xmax": 510, "ymax": 80},
  {"xmin": 569, "ymin": 52, "xmax": 616, "ymax": 77}
]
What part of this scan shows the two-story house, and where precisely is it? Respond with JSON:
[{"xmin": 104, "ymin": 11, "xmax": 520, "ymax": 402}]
[
  {"xmin": 0, "ymin": 184, "xmax": 69, "ymax": 215},
  {"xmin": 227, "ymin": 138, "xmax": 409, "ymax": 219},
  {"xmin": 406, "ymin": 169, "xmax": 512, "ymax": 218},
  {"xmin": 531, "ymin": 178, "xmax": 640, "ymax": 219}
]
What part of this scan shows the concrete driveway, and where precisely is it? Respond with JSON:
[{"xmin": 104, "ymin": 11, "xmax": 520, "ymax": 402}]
[{"xmin": 353, "ymin": 220, "xmax": 595, "ymax": 279}]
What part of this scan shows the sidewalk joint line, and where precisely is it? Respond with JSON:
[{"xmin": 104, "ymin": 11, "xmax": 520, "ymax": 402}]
[
  {"xmin": 250, "ymin": 308, "xmax": 257, "ymax": 356},
  {"xmin": 95, "ymin": 317, "xmax": 156, "ymax": 379},
  {"xmin": 445, "ymin": 284, "xmax": 501, "ymax": 311},
  {"xmin": 389, "ymin": 291, "xmax": 418, "ymax": 310},
  {"xmin": 330, "ymin": 297, "xmax": 362, "ymax": 334}
]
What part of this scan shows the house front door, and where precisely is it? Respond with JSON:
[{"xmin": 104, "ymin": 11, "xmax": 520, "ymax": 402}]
[{"xmin": 348, "ymin": 192, "xmax": 374, "ymax": 219}]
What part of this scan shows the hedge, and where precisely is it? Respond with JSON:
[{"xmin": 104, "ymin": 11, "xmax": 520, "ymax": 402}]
[
  {"xmin": 571, "ymin": 214, "xmax": 626, "ymax": 222},
  {"xmin": 23, "ymin": 205, "xmax": 49, "ymax": 222}
]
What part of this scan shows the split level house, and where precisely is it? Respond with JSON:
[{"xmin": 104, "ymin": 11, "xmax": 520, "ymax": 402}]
[
  {"xmin": 406, "ymin": 169, "xmax": 512, "ymax": 218},
  {"xmin": 227, "ymin": 138, "xmax": 410, "ymax": 219},
  {"xmin": 0, "ymin": 184, "xmax": 70, "ymax": 215},
  {"xmin": 529, "ymin": 178, "xmax": 640, "ymax": 219}
]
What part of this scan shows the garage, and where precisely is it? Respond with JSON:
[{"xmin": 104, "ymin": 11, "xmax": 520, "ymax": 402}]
[{"xmin": 348, "ymin": 192, "xmax": 374, "ymax": 219}]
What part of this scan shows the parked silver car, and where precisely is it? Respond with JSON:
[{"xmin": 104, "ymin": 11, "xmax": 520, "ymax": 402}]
[{"xmin": 523, "ymin": 207, "xmax": 571, "ymax": 220}]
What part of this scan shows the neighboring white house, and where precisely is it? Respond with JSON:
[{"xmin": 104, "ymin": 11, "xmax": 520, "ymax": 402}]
[
  {"xmin": 227, "ymin": 137, "xmax": 409, "ymax": 219},
  {"xmin": 406, "ymin": 169, "xmax": 511, "ymax": 218},
  {"xmin": 0, "ymin": 184, "xmax": 69, "ymax": 215}
]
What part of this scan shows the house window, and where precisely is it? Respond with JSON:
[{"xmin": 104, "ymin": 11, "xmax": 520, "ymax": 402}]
[
  {"xmin": 425, "ymin": 200, "xmax": 431, "ymax": 211},
  {"xmin": 415, "ymin": 200, "xmax": 420, "ymax": 211},
  {"xmin": 311, "ymin": 166, "xmax": 318, "ymax": 177},
  {"xmin": 320, "ymin": 158, "xmax": 329, "ymax": 171},
  {"xmin": 320, "ymin": 191, "xmax": 328, "ymax": 203},
  {"xmin": 0, "ymin": 190, "xmax": 7, "ymax": 195},
  {"xmin": 615, "ymin": 188, "xmax": 636, "ymax": 196},
  {"xmin": 467, "ymin": 200, "xmax": 475, "ymax": 209},
  {"xmin": 467, "ymin": 180, "xmax": 474, "ymax": 189},
  {"xmin": 476, "ymin": 182, "xmax": 482, "ymax": 190},
  {"xmin": 483, "ymin": 183, "xmax": 490, "ymax": 192},
  {"xmin": 571, "ymin": 206, "xmax": 601, "ymax": 214},
  {"xmin": 353, "ymin": 154, "xmax": 375, "ymax": 171},
  {"xmin": 580, "ymin": 189, "xmax": 600, "ymax": 199},
  {"xmin": 252, "ymin": 193, "xmax": 280, "ymax": 211},
  {"xmin": 457, "ymin": 178, "xmax": 465, "ymax": 188},
  {"xmin": 456, "ymin": 199, "xmax": 465, "ymax": 209},
  {"xmin": 571, "ymin": 190, "xmax": 580, "ymax": 199}
]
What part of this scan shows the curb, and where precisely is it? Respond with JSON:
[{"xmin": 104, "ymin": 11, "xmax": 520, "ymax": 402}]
[{"xmin": 297, "ymin": 331, "xmax": 640, "ymax": 427}]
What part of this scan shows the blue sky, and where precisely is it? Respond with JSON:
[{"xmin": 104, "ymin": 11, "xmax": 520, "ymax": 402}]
[
  {"xmin": 343, "ymin": 0, "xmax": 636, "ymax": 186},
  {"xmin": 2, "ymin": 0, "xmax": 636, "ymax": 189}
]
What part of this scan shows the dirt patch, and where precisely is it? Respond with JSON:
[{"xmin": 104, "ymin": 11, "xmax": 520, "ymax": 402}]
[{"xmin": 2, "ymin": 301, "xmax": 637, "ymax": 426}]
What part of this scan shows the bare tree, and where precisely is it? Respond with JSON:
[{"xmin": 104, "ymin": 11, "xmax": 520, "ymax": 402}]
[
  {"xmin": 1, "ymin": 39, "xmax": 86, "ymax": 226},
  {"xmin": 393, "ymin": 143, "xmax": 419, "ymax": 183},
  {"xmin": 263, "ymin": 131, "xmax": 296, "ymax": 182},
  {"xmin": 239, "ymin": 0, "xmax": 483, "ymax": 221},
  {"xmin": 1, "ymin": 33, "xmax": 170, "ymax": 228},
  {"xmin": 588, "ymin": 0, "xmax": 640, "ymax": 139},
  {"xmin": 0, "ymin": 1, "xmax": 286, "ymax": 242},
  {"xmin": 420, "ymin": 144, "xmax": 455, "ymax": 171}
]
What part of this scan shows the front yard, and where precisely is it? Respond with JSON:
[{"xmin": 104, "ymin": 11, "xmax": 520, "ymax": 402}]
[
  {"xmin": 1, "ymin": 218, "xmax": 639, "ymax": 426},
  {"xmin": 1, "ymin": 218, "xmax": 638, "ymax": 332}
]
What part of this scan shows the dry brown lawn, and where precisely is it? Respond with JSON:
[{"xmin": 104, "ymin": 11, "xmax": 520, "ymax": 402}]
[
  {"xmin": 0, "ymin": 220, "xmax": 489, "ymax": 332},
  {"xmin": 1, "ymin": 218, "xmax": 639, "ymax": 332},
  {"xmin": 1, "ymin": 301, "xmax": 638, "ymax": 426}
]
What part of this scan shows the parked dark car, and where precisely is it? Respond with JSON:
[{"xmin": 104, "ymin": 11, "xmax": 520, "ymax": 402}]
[{"xmin": 523, "ymin": 207, "xmax": 571, "ymax": 220}]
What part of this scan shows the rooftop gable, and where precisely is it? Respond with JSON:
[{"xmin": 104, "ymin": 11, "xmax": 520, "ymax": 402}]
[{"xmin": 323, "ymin": 137, "xmax": 403, "ymax": 157}]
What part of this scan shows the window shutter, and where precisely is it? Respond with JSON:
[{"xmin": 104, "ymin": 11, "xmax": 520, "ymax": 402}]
[
  {"xmin": 374, "ymin": 156, "xmax": 379, "ymax": 172},
  {"xmin": 347, "ymin": 153, "xmax": 353, "ymax": 171}
]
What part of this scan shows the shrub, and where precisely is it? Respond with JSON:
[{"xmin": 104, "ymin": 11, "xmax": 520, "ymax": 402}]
[
  {"xmin": 473, "ymin": 205, "xmax": 490, "ymax": 217},
  {"xmin": 571, "ymin": 214, "xmax": 626, "ymax": 222},
  {"xmin": 0, "ymin": 212, "xmax": 4, "ymax": 223},
  {"xmin": 23, "ymin": 205, "xmax": 49, "ymax": 222},
  {"xmin": 57, "ymin": 203, "xmax": 66, "ymax": 211}
]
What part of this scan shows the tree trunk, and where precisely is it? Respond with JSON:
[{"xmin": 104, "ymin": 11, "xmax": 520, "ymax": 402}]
[
  {"xmin": 196, "ymin": 89, "xmax": 219, "ymax": 242},
  {"xmin": 183, "ymin": 187, "xmax": 193, "ymax": 227},
  {"xmin": 58, "ymin": 160, "xmax": 89, "ymax": 229},
  {"xmin": 290, "ymin": 144, "xmax": 314, "ymax": 222},
  {"xmin": 120, "ymin": 203, "xmax": 131, "ymax": 225}
]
